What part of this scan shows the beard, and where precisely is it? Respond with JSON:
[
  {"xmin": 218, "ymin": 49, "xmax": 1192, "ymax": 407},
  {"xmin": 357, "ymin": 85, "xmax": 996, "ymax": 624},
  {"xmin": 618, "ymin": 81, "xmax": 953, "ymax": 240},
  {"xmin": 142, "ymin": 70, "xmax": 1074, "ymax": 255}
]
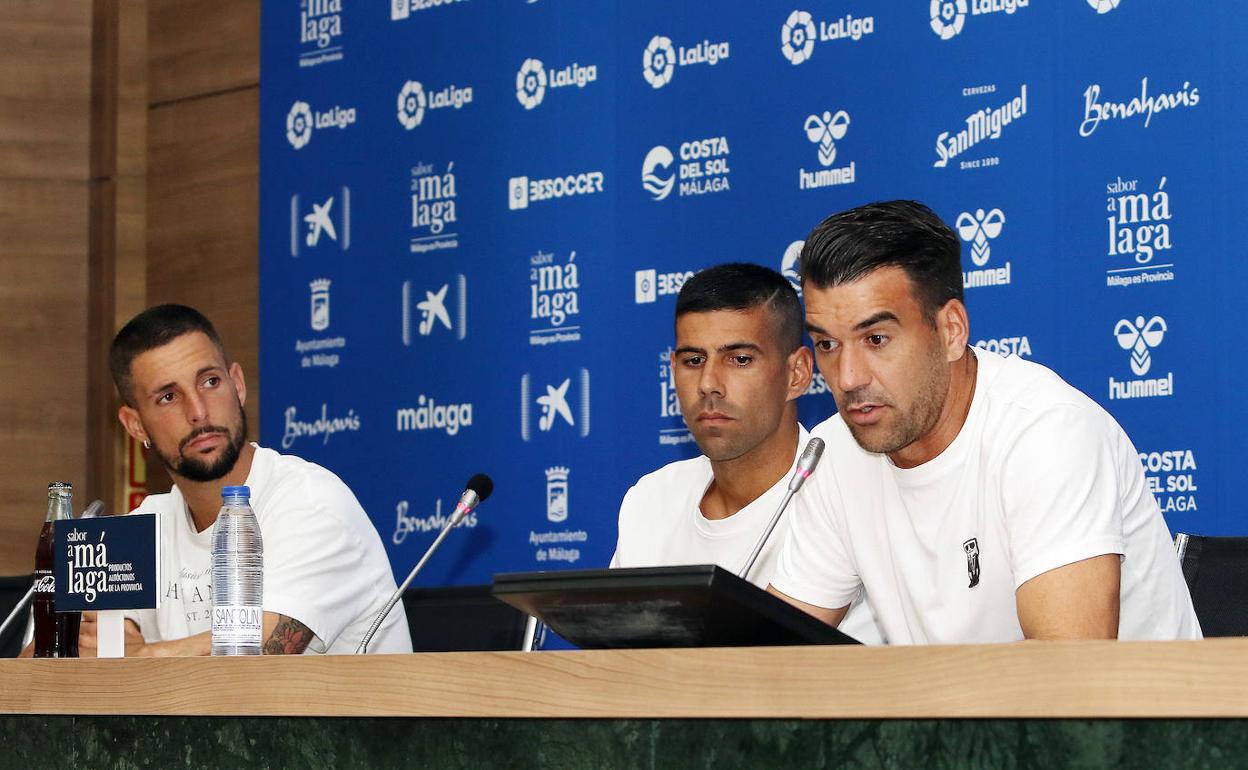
[
  {"xmin": 155, "ymin": 408, "xmax": 249, "ymax": 483},
  {"xmin": 842, "ymin": 343, "xmax": 949, "ymax": 456}
]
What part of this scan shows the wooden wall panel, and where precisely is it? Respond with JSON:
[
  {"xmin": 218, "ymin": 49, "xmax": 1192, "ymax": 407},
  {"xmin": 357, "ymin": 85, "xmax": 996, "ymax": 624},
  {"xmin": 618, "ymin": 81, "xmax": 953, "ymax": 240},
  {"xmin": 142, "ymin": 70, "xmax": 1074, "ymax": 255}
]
[
  {"xmin": 146, "ymin": 88, "xmax": 259, "ymax": 494},
  {"xmin": 148, "ymin": 0, "xmax": 259, "ymax": 106},
  {"xmin": 0, "ymin": 181, "xmax": 89, "ymax": 572},
  {"xmin": 0, "ymin": 2, "xmax": 92, "ymax": 180}
]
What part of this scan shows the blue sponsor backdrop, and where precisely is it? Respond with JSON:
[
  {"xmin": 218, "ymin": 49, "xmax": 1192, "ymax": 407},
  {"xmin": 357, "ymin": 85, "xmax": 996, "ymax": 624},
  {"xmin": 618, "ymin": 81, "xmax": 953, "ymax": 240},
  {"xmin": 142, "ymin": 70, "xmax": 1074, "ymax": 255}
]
[{"xmin": 260, "ymin": 1, "xmax": 1242, "ymax": 587}]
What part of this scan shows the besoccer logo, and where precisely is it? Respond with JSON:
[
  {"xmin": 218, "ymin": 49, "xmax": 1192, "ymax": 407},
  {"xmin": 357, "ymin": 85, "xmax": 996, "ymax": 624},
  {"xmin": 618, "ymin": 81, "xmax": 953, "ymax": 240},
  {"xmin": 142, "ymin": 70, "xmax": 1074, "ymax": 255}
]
[
  {"xmin": 643, "ymin": 35, "xmax": 676, "ymax": 89},
  {"xmin": 955, "ymin": 208, "xmax": 1006, "ymax": 267},
  {"xmin": 286, "ymin": 101, "xmax": 313, "ymax": 149},
  {"xmin": 1114, "ymin": 315, "xmax": 1167, "ymax": 376},
  {"xmin": 781, "ymin": 11, "xmax": 816, "ymax": 65},
  {"xmin": 516, "ymin": 58, "xmax": 547, "ymax": 110},
  {"xmin": 930, "ymin": 0, "xmax": 968, "ymax": 39},
  {"xmin": 804, "ymin": 110, "xmax": 850, "ymax": 166},
  {"xmin": 397, "ymin": 81, "xmax": 427, "ymax": 129},
  {"xmin": 1088, "ymin": 0, "xmax": 1121, "ymax": 12},
  {"xmin": 641, "ymin": 146, "xmax": 675, "ymax": 201}
]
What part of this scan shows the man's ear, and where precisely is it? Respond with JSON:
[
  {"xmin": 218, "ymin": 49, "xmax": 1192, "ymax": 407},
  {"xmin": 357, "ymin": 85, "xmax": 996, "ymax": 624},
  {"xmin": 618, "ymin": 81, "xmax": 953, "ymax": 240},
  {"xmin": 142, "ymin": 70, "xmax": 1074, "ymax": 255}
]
[
  {"xmin": 117, "ymin": 404, "xmax": 148, "ymax": 445},
  {"xmin": 937, "ymin": 299, "xmax": 970, "ymax": 362},
  {"xmin": 229, "ymin": 362, "xmax": 247, "ymax": 408},
  {"xmin": 786, "ymin": 345, "xmax": 814, "ymax": 402}
]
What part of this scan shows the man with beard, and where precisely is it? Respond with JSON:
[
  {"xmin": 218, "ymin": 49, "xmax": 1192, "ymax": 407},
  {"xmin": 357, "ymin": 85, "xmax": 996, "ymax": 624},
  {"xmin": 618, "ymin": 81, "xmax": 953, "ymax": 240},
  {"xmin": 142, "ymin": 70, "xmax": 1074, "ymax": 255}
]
[
  {"xmin": 99, "ymin": 304, "xmax": 409, "ymax": 655},
  {"xmin": 767, "ymin": 201, "xmax": 1199, "ymax": 644},
  {"xmin": 611, "ymin": 264, "xmax": 881, "ymax": 643}
]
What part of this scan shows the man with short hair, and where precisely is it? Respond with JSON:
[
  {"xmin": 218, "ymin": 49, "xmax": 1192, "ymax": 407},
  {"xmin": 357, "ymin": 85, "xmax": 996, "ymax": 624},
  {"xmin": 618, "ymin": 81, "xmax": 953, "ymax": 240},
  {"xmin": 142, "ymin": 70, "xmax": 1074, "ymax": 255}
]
[
  {"xmin": 768, "ymin": 200, "xmax": 1199, "ymax": 643},
  {"xmin": 612, "ymin": 263, "xmax": 881, "ymax": 643},
  {"xmin": 102, "ymin": 304, "xmax": 409, "ymax": 655}
]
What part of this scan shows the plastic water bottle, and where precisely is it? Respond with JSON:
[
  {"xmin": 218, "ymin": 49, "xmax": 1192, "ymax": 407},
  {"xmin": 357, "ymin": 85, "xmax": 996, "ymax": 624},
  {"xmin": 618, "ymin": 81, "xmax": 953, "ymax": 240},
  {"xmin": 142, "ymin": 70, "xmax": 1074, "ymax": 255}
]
[{"xmin": 211, "ymin": 485, "xmax": 263, "ymax": 655}]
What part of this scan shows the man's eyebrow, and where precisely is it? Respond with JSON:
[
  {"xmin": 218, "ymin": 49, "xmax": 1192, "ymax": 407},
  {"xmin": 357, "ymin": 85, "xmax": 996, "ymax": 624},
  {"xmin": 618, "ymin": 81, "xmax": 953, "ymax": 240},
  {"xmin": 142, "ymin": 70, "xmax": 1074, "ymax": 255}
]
[
  {"xmin": 854, "ymin": 311, "xmax": 899, "ymax": 331},
  {"xmin": 673, "ymin": 345, "xmax": 706, "ymax": 356},
  {"xmin": 805, "ymin": 321, "xmax": 827, "ymax": 336},
  {"xmin": 147, "ymin": 366, "xmax": 224, "ymax": 396},
  {"xmin": 717, "ymin": 342, "xmax": 763, "ymax": 354}
]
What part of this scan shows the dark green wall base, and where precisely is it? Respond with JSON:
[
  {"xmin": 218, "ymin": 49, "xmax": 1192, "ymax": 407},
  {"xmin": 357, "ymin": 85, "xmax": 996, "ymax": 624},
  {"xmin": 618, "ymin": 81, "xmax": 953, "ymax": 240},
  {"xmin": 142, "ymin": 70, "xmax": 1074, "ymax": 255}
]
[{"xmin": 3, "ymin": 716, "xmax": 1247, "ymax": 769}]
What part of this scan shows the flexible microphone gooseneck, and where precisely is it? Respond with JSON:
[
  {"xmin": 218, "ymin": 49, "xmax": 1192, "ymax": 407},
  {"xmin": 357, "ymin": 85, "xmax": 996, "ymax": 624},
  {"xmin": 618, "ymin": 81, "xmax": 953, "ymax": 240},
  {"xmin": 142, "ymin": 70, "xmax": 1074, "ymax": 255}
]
[
  {"xmin": 0, "ymin": 499, "xmax": 104, "ymax": 647},
  {"xmin": 737, "ymin": 438, "xmax": 825, "ymax": 581},
  {"xmin": 355, "ymin": 474, "xmax": 493, "ymax": 654}
]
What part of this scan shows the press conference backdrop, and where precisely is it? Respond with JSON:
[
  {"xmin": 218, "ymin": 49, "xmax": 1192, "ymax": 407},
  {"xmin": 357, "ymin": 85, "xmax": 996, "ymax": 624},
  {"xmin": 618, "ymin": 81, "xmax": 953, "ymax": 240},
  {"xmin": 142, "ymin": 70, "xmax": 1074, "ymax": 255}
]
[{"xmin": 259, "ymin": 1, "xmax": 1245, "ymax": 587}]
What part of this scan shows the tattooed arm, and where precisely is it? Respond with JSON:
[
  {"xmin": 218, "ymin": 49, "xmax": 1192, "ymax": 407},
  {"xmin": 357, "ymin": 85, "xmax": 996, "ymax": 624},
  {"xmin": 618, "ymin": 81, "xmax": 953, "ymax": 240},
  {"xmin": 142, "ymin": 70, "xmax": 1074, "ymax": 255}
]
[{"xmin": 261, "ymin": 612, "xmax": 316, "ymax": 655}]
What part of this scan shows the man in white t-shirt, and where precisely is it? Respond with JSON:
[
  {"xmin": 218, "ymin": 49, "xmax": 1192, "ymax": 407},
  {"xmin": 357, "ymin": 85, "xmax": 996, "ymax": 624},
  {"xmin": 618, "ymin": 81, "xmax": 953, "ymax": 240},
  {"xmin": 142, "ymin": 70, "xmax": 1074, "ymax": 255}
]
[
  {"xmin": 611, "ymin": 263, "xmax": 881, "ymax": 643},
  {"xmin": 99, "ymin": 304, "xmax": 409, "ymax": 655},
  {"xmin": 768, "ymin": 200, "xmax": 1200, "ymax": 644}
]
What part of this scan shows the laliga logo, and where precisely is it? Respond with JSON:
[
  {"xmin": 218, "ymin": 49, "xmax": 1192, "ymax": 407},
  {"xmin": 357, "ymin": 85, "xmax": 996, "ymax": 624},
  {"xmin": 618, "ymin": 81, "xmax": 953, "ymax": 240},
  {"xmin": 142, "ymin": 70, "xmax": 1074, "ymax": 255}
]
[
  {"xmin": 955, "ymin": 208, "xmax": 1005, "ymax": 266},
  {"xmin": 781, "ymin": 240, "xmax": 804, "ymax": 296},
  {"xmin": 781, "ymin": 11, "xmax": 816, "ymax": 64},
  {"xmin": 1088, "ymin": 0, "xmax": 1120, "ymax": 12},
  {"xmin": 930, "ymin": 0, "xmax": 968, "ymax": 39},
  {"xmin": 804, "ymin": 110, "xmax": 850, "ymax": 166},
  {"xmin": 1115, "ymin": 315, "xmax": 1167, "ymax": 376},
  {"xmin": 516, "ymin": 58, "xmax": 547, "ymax": 110},
  {"xmin": 286, "ymin": 101, "xmax": 313, "ymax": 149},
  {"xmin": 641, "ymin": 146, "xmax": 675, "ymax": 201},
  {"xmin": 397, "ymin": 81, "xmax": 427, "ymax": 129},
  {"xmin": 643, "ymin": 35, "xmax": 676, "ymax": 89}
]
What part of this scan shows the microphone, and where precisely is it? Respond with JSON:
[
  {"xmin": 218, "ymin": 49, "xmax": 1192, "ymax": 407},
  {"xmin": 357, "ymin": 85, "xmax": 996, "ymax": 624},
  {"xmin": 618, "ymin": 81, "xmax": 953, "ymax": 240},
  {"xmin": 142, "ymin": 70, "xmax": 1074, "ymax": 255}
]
[
  {"xmin": 0, "ymin": 499, "xmax": 106, "ymax": 646},
  {"xmin": 356, "ymin": 474, "xmax": 493, "ymax": 654},
  {"xmin": 737, "ymin": 438, "xmax": 825, "ymax": 581}
]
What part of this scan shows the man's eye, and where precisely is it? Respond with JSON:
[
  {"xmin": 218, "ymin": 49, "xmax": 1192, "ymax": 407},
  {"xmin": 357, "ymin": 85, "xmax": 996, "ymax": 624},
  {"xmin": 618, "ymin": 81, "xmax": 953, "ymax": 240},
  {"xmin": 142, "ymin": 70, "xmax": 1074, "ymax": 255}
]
[
  {"xmin": 866, "ymin": 334, "xmax": 888, "ymax": 347},
  {"xmin": 682, "ymin": 356, "xmax": 704, "ymax": 367},
  {"xmin": 158, "ymin": 393, "xmax": 175, "ymax": 404},
  {"xmin": 204, "ymin": 376, "xmax": 220, "ymax": 387},
  {"xmin": 731, "ymin": 355, "xmax": 753, "ymax": 366},
  {"xmin": 814, "ymin": 339, "xmax": 837, "ymax": 352}
]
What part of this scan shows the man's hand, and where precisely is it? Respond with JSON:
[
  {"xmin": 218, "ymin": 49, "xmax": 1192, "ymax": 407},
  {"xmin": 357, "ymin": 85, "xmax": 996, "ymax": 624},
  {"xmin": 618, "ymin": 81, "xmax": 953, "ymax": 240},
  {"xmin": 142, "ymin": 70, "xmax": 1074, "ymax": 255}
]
[
  {"xmin": 767, "ymin": 584, "xmax": 849, "ymax": 628},
  {"xmin": 1016, "ymin": 554, "xmax": 1120, "ymax": 640}
]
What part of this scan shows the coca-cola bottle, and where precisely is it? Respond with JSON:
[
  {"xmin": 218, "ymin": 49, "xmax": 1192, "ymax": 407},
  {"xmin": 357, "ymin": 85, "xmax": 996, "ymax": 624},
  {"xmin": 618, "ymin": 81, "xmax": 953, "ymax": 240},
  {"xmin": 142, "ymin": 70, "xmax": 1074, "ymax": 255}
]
[{"xmin": 33, "ymin": 481, "xmax": 80, "ymax": 658}]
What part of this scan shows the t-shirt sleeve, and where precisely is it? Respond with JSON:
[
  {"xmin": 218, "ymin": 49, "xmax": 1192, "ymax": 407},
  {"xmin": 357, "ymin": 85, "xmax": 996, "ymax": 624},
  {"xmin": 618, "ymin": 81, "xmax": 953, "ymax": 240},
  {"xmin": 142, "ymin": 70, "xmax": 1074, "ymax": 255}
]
[
  {"xmin": 769, "ymin": 465, "xmax": 862, "ymax": 611},
  {"xmin": 999, "ymin": 406, "xmax": 1128, "ymax": 589},
  {"xmin": 609, "ymin": 484, "xmax": 641, "ymax": 569},
  {"xmin": 259, "ymin": 477, "xmax": 385, "ymax": 652}
]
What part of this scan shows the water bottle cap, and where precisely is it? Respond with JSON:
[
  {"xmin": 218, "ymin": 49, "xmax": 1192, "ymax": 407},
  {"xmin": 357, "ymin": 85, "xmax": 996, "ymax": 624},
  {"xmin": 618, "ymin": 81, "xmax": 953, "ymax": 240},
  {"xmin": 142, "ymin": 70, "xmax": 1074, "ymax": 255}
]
[{"xmin": 221, "ymin": 485, "xmax": 251, "ymax": 500}]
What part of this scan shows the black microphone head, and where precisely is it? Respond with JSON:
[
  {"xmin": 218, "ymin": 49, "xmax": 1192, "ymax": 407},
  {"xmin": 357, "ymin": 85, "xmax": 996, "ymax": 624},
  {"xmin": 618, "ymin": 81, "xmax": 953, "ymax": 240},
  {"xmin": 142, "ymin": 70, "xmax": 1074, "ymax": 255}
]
[{"xmin": 466, "ymin": 473, "xmax": 494, "ymax": 503}]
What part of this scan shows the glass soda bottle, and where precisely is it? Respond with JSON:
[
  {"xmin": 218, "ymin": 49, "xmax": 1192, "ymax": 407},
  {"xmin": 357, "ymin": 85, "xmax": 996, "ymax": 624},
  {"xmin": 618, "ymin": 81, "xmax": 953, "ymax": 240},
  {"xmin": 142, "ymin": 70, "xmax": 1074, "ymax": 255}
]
[
  {"xmin": 211, "ymin": 485, "xmax": 263, "ymax": 655},
  {"xmin": 33, "ymin": 481, "xmax": 80, "ymax": 658}
]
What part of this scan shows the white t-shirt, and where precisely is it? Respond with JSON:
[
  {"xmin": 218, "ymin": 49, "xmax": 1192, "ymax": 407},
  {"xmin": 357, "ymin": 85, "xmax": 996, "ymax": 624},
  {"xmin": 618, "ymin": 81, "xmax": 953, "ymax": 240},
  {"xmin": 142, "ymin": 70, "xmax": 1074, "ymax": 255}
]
[
  {"xmin": 772, "ymin": 349, "xmax": 1200, "ymax": 645},
  {"xmin": 611, "ymin": 427, "xmax": 884, "ymax": 644},
  {"xmin": 127, "ymin": 444, "xmax": 411, "ymax": 654}
]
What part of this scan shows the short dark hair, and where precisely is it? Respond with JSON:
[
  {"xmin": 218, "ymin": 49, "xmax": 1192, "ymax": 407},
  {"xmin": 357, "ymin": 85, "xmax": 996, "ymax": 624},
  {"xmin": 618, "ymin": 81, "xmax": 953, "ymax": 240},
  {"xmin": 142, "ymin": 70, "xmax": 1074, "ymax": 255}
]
[
  {"xmin": 109, "ymin": 304, "xmax": 225, "ymax": 406},
  {"xmin": 800, "ymin": 200, "xmax": 963, "ymax": 320},
  {"xmin": 675, "ymin": 263, "xmax": 804, "ymax": 351}
]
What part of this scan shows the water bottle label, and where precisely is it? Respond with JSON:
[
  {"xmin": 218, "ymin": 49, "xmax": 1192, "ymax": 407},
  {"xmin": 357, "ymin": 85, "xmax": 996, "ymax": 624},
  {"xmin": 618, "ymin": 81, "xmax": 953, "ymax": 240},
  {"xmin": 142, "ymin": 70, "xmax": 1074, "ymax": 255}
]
[
  {"xmin": 32, "ymin": 571, "xmax": 54, "ymax": 594},
  {"xmin": 212, "ymin": 605, "xmax": 263, "ymax": 645}
]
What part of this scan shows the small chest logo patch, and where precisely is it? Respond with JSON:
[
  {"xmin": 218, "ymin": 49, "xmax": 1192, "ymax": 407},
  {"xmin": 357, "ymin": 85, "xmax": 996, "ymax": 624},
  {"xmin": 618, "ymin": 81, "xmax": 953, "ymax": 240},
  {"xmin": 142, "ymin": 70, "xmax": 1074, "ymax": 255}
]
[{"xmin": 963, "ymin": 538, "xmax": 981, "ymax": 588}]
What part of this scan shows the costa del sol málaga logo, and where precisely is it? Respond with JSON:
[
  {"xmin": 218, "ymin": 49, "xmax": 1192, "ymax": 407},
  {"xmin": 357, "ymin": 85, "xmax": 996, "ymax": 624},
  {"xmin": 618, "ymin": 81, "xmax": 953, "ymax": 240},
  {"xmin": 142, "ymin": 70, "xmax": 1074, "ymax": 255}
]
[
  {"xmin": 286, "ymin": 101, "xmax": 313, "ymax": 149},
  {"xmin": 643, "ymin": 35, "xmax": 676, "ymax": 88},
  {"xmin": 397, "ymin": 81, "xmax": 426, "ymax": 129},
  {"xmin": 516, "ymin": 58, "xmax": 547, "ymax": 110},
  {"xmin": 930, "ymin": 0, "xmax": 968, "ymax": 39},
  {"xmin": 781, "ymin": 11, "xmax": 816, "ymax": 65},
  {"xmin": 641, "ymin": 146, "xmax": 675, "ymax": 201}
]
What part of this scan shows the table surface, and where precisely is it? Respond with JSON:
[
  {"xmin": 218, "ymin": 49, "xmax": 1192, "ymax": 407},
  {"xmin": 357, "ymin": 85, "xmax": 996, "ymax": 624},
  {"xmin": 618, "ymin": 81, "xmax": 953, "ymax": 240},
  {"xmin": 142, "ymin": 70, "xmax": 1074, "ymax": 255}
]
[{"xmin": 1, "ymin": 639, "xmax": 1244, "ymax": 718}]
